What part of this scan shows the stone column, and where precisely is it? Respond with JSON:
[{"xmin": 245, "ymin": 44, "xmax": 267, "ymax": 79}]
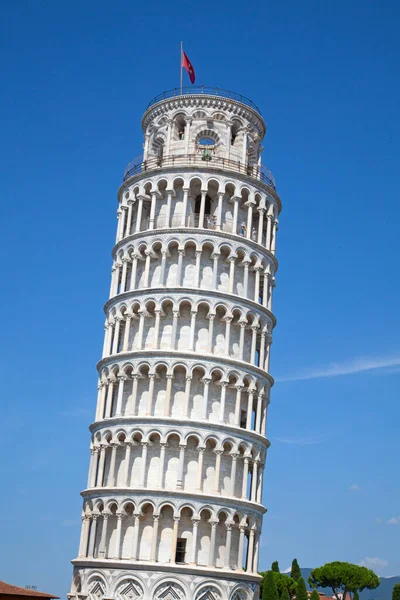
[
  {"xmin": 126, "ymin": 199, "xmax": 133, "ymax": 236},
  {"xmin": 122, "ymin": 316, "xmax": 131, "ymax": 351},
  {"xmin": 143, "ymin": 250, "xmax": 151, "ymax": 287},
  {"xmin": 139, "ymin": 442, "xmax": 148, "ymax": 487},
  {"xmin": 170, "ymin": 517, "xmax": 180, "ymax": 563},
  {"xmin": 118, "ymin": 207, "xmax": 127, "ymax": 241},
  {"xmin": 257, "ymin": 208, "xmax": 265, "ymax": 244},
  {"xmin": 120, "ymin": 258, "xmax": 128, "ymax": 292},
  {"xmin": 255, "ymin": 392, "xmax": 264, "ymax": 433},
  {"xmin": 78, "ymin": 515, "xmax": 90, "ymax": 557},
  {"xmin": 211, "ymin": 253, "xmax": 219, "ymax": 289},
  {"xmin": 253, "ymin": 532, "xmax": 260, "ymax": 573},
  {"xmin": 129, "ymin": 375, "xmax": 139, "ymax": 416},
  {"xmin": 207, "ymin": 313, "xmax": 215, "ymax": 353},
  {"xmin": 241, "ymin": 457, "xmax": 249, "ymax": 499},
  {"xmin": 107, "ymin": 443, "xmax": 118, "ymax": 487},
  {"xmin": 246, "ymin": 390, "xmax": 254, "ymax": 430},
  {"xmin": 224, "ymin": 317, "xmax": 232, "ymax": 355},
  {"xmin": 216, "ymin": 192, "xmax": 224, "ymax": 230},
  {"xmin": 264, "ymin": 334, "xmax": 272, "ymax": 372},
  {"xmin": 98, "ymin": 513, "xmax": 109, "ymax": 558},
  {"xmin": 266, "ymin": 215, "xmax": 272, "ymax": 249},
  {"xmin": 250, "ymin": 326, "xmax": 258, "ymax": 365},
  {"xmin": 164, "ymin": 374, "xmax": 173, "ymax": 417},
  {"xmin": 112, "ymin": 318, "xmax": 121, "ymax": 354},
  {"xmin": 150, "ymin": 515, "xmax": 160, "ymax": 561},
  {"xmin": 116, "ymin": 375, "xmax": 126, "ymax": 416},
  {"xmin": 176, "ymin": 444, "xmax": 186, "ymax": 489},
  {"xmin": 149, "ymin": 192, "xmax": 157, "ymax": 230},
  {"xmin": 136, "ymin": 310, "xmax": 146, "ymax": 350},
  {"xmin": 157, "ymin": 443, "xmax": 167, "ymax": 488},
  {"xmin": 228, "ymin": 256, "xmax": 236, "ymax": 293},
  {"xmin": 213, "ymin": 449, "xmax": 222, "ymax": 493},
  {"xmin": 87, "ymin": 515, "xmax": 99, "ymax": 558},
  {"xmin": 262, "ymin": 273, "xmax": 269, "ymax": 308},
  {"xmin": 196, "ymin": 447, "xmax": 205, "ymax": 491},
  {"xmin": 152, "ymin": 309, "xmax": 161, "ymax": 349},
  {"xmin": 259, "ymin": 332, "xmax": 266, "ymax": 370},
  {"xmin": 254, "ymin": 267, "xmax": 261, "ymax": 303},
  {"xmin": 234, "ymin": 385, "xmax": 243, "ymax": 426},
  {"xmin": 242, "ymin": 261, "xmax": 250, "ymax": 297},
  {"xmin": 246, "ymin": 529, "xmax": 255, "ymax": 572},
  {"xmin": 114, "ymin": 513, "xmax": 123, "ymax": 559},
  {"xmin": 190, "ymin": 518, "xmax": 200, "ymax": 565},
  {"xmin": 135, "ymin": 196, "xmax": 143, "ymax": 232},
  {"xmin": 183, "ymin": 376, "xmax": 192, "ymax": 417},
  {"xmin": 176, "ymin": 249, "xmax": 184, "ymax": 286},
  {"xmin": 230, "ymin": 453, "xmax": 238, "ymax": 496},
  {"xmin": 171, "ymin": 310, "xmax": 179, "ymax": 350},
  {"xmin": 225, "ymin": 523, "xmax": 233, "ymax": 568},
  {"xmin": 251, "ymin": 460, "xmax": 259, "ymax": 502},
  {"xmin": 130, "ymin": 254, "xmax": 138, "ymax": 290},
  {"xmin": 89, "ymin": 448, "xmax": 99, "ymax": 488},
  {"xmin": 97, "ymin": 446, "xmax": 106, "ymax": 486},
  {"xmin": 131, "ymin": 514, "xmax": 140, "ymax": 560},
  {"xmin": 246, "ymin": 201, "xmax": 253, "ymax": 239},
  {"xmin": 146, "ymin": 374, "xmax": 155, "ymax": 415},
  {"xmin": 271, "ymin": 219, "xmax": 278, "ymax": 253},
  {"xmin": 159, "ymin": 250, "xmax": 167, "ymax": 286},
  {"xmin": 124, "ymin": 442, "xmax": 132, "ymax": 487},
  {"xmin": 202, "ymin": 378, "xmax": 210, "ymax": 419},
  {"xmin": 181, "ymin": 188, "xmax": 189, "ymax": 226},
  {"xmin": 238, "ymin": 321, "xmax": 246, "ymax": 360},
  {"xmin": 104, "ymin": 379, "xmax": 114, "ymax": 418},
  {"xmin": 188, "ymin": 310, "xmax": 197, "ymax": 350},
  {"xmin": 165, "ymin": 189, "xmax": 173, "ymax": 227},
  {"xmin": 194, "ymin": 250, "xmax": 201, "ymax": 287},
  {"xmin": 219, "ymin": 382, "xmax": 228, "ymax": 422},
  {"xmin": 208, "ymin": 520, "xmax": 218, "ymax": 567},
  {"xmin": 237, "ymin": 526, "xmax": 246, "ymax": 570},
  {"xmin": 198, "ymin": 190, "xmax": 207, "ymax": 228},
  {"xmin": 232, "ymin": 196, "xmax": 239, "ymax": 233}
]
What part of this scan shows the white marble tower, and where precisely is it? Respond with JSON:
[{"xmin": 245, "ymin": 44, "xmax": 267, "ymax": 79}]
[{"xmin": 68, "ymin": 87, "xmax": 281, "ymax": 600}]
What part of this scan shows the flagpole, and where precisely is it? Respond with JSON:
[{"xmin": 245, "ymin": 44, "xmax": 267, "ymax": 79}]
[{"xmin": 180, "ymin": 41, "xmax": 183, "ymax": 95}]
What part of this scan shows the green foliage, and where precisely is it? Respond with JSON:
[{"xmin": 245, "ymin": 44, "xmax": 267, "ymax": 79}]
[
  {"xmin": 262, "ymin": 571, "xmax": 279, "ymax": 600},
  {"xmin": 281, "ymin": 588, "xmax": 291, "ymax": 600},
  {"xmin": 291, "ymin": 559, "xmax": 302, "ymax": 582},
  {"xmin": 274, "ymin": 573, "xmax": 297, "ymax": 598},
  {"xmin": 272, "ymin": 561, "xmax": 280, "ymax": 573},
  {"xmin": 353, "ymin": 591, "xmax": 360, "ymax": 600},
  {"xmin": 296, "ymin": 578, "xmax": 308, "ymax": 600},
  {"xmin": 309, "ymin": 562, "xmax": 380, "ymax": 597},
  {"xmin": 310, "ymin": 590, "xmax": 320, "ymax": 600},
  {"xmin": 392, "ymin": 584, "xmax": 400, "ymax": 600}
]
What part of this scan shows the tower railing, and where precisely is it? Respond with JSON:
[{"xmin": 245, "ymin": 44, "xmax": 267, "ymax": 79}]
[
  {"xmin": 146, "ymin": 86, "xmax": 261, "ymax": 114},
  {"xmin": 123, "ymin": 153, "xmax": 276, "ymax": 190}
]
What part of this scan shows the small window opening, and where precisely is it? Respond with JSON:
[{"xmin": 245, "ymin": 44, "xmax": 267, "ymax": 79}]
[
  {"xmin": 240, "ymin": 410, "xmax": 247, "ymax": 429},
  {"xmin": 194, "ymin": 194, "xmax": 212, "ymax": 215},
  {"xmin": 175, "ymin": 538, "xmax": 187, "ymax": 563}
]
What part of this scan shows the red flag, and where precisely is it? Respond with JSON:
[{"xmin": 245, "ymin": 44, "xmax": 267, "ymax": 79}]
[{"xmin": 182, "ymin": 50, "xmax": 196, "ymax": 84}]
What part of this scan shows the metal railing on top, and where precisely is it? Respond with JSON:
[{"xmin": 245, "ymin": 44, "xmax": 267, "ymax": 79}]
[
  {"xmin": 146, "ymin": 86, "xmax": 261, "ymax": 114},
  {"xmin": 123, "ymin": 153, "xmax": 276, "ymax": 190}
]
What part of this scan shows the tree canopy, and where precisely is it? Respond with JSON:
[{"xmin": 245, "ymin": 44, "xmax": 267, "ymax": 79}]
[
  {"xmin": 310, "ymin": 590, "xmax": 320, "ymax": 600},
  {"xmin": 262, "ymin": 570, "xmax": 279, "ymax": 600},
  {"xmin": 291, "ymin": 559, "xmax": 302, "ymax": 582},
  {"xmin": 392, "ymin": 583, "xmax": 400, "ymax": 600},
  {"xmin": 309, "ymin": 562, "xmax": 380, "ymax": 598},
  {"xmin": 272, "ymin": 561, "xmax": 280, "ymax": 573},
  {"xmin": 281, "ymin": 588, "xmax": 291, "ymax": 600}
]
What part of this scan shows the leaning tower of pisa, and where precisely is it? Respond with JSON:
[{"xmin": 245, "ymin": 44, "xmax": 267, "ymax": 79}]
[{"xmin": 68, "ymin": 87, "xmax": 281, "ymax": 600}]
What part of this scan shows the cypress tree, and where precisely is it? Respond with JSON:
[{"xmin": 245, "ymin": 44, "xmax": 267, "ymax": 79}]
[
  {"xmin": 353, "ymin": 591, "xmax": 360, "ymax": 600},
  {"xmin": 393, "ymin": 584, "xmax": 400, "ymax": 600},
  {"xmin": 310, "ymin": 590, "xmax": 320, "ymax": 600},
  {"xmin": 262, "ymin": 570, "xmax": 279, "ymax": 600},
  {"xmin": 296, "ymin": 577, "xmax": 308, "ymax": 600},
  {"xmin": 281, "ymin": 588, "xmax": 291, "ymax": 600},
  {"xmin": 291, "ymin": 558, "xmax": 301, "ymax": 581},
  {"xmin": 272, "ymin": 561, "xmax": 280, "ymax": 573}
]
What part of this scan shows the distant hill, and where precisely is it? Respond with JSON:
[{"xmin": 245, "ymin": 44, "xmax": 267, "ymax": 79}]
[{"xmin": 299, "ymin": 568, "xmax": 400, "ymax": 600}]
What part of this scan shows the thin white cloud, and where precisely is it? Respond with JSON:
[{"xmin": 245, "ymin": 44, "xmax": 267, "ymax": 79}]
[
  {"xmin": 387, "ymin": 517, "xmax": 400, "ymax": 525},
  {"xmin": 273, "ymin": 436, "xmax": 321, "ymax": 445},
  {"xmin": 349, "ymin": 484, "xmax": 361, "ymax": 491},
  {"xmin": 359, "ymin": 557, "xmax": 388, "ymax": 572},
  {"xmin": 275, "ymin": 355, "xmax": 400, "ymax": 383}
]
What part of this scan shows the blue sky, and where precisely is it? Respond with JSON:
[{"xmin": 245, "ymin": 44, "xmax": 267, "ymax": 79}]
[{"xmin": 1, "ymin": 0, "xmax": 399, "ymax": 596}]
